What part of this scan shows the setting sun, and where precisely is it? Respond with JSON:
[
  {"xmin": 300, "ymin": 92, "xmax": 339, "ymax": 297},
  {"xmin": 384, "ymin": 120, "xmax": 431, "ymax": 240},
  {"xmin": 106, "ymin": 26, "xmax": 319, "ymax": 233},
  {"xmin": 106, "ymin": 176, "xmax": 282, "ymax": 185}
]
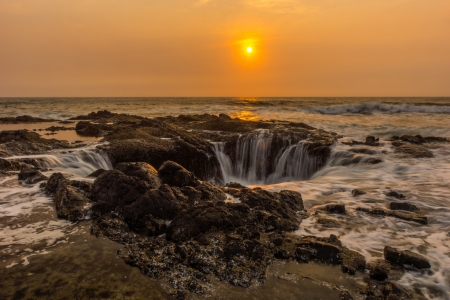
[{"xmin": 246, "ymin": 46, "xmax": 253, "ymax": 53}]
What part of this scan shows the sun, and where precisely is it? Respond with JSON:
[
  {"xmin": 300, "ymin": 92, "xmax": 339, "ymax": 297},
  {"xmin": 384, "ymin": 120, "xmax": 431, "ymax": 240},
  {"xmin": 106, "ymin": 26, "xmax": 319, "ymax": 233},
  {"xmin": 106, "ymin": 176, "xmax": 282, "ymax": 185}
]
[{"xmin": 246, "ymin": 46, "xmax": 253, "ymax": 53}]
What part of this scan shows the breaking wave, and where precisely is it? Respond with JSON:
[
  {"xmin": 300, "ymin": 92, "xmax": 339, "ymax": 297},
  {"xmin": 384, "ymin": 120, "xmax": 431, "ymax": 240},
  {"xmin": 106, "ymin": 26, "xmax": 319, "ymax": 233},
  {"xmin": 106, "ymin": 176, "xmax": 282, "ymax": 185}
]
[{"xmin": 309, "ymin": 102, "xmax": 450, "ymax": 115}]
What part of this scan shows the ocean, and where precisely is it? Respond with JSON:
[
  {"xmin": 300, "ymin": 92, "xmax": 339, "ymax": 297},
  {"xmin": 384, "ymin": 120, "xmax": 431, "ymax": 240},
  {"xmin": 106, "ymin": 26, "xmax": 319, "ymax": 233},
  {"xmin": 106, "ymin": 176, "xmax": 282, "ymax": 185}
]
[{"xmin": 1, "ymin": 97, "xmax": 449, "ymax": 299}]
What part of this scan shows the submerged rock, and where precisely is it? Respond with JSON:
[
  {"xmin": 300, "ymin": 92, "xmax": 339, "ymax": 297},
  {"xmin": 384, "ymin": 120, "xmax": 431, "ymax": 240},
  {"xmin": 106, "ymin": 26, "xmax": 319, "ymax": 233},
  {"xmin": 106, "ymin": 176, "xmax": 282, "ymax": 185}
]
[
  {"xmin": 389, "ymin": 201, "xmax": 418, "ymax": 212},
  {"xmin": 356, "ymin": 207, "xmax": 427, "ymax": 225},
  {"xmin": 351, "ymin": 189, "xmax": 366, "ymax": 197},
  {"xmin": 18, "ymin": 168, "xmax": 48, "ymax": 184},
  {"xmin": 386, "ymin": 191, "xmax": 406, "ymax": 199},
  {"xmin": 384, "ymin": 246, "xmax": 431, "ymax": 269}
]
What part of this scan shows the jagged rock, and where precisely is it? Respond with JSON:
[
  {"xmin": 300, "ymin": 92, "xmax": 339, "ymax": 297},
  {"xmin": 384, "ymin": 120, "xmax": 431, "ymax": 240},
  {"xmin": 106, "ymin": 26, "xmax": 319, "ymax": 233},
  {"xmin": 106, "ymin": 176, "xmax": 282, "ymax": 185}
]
[
  {"xmin": 158, "ymin": 161, "xmax": 199, "ymax": 187},
  {"xmin": 339, "ymin": 290, "xmax": 354, "ymax": 300},
  {"xmin": 389, "ymin": 202, "xmax": 418, "ymax": 212},
  {"xmin": 386, "ymin": 191, "xmax": 406, "ymax": 199},
  {"xmin": 87, "ymin": 169, "xmax": 107, "ymax": 178},
  {"xmin": 384, "ymin": 246, "xmax": 431, "ymax": 269},
  {"xmin": 359, "ymin": 280, "xmax": 424, "ymax": 300},
  {"xmin": 18, "ymin": 168, "xmax": 48, "ymax": 184},
  {"xmin": 352, "ymin": 189, "xmax": 366, "ymax": 197},
  {"xmin": 116, "ymin": 162, "xmax": 161, "ymax": 188},
  {"xmin": 324, "ymin": 203, "xmax": 346, "ymax": 214},
  {"xmin": 356, "ymin": 207, "xmax": 427, "ymax": 224}
]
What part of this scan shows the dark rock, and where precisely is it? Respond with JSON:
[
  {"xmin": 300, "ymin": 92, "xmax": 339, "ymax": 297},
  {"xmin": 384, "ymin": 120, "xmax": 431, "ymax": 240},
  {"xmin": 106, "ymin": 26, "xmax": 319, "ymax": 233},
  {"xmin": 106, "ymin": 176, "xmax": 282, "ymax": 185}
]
[
  {"xmin": 389, "ymin": 202, "xmax": 418, "ymax": 212},
  {"xmin": 365, "ymin": 136, "xmax": 380, "ymax": 146},
  {"xmin": 91, "ymin": 170, "xmax": 152, "ymax": 208},
  {"xmin": 0, "ymin": 115, "xmax": 57, "ymax": 124},
  {"xmin": 18, "ymin": 168, "xmax": 48, "ymax": 184},
  {"xmin": 352, "ymin": 189, "xmax": 366, "ymax": 197},
  {"xmin": 87, "ymin": 169, "xmax": 107, "ymax": 178},
  {"xmin": 340, "ymin": 248, "xmax": 366, "ymax": 274},
  {"xmin": 75, "ymin": 121, "xmax": 112, "ymax": 136},
  {"xmin": 339, "ymin": 290, "xmax": 353, "ymax": 300},
  {"xmin": 368, "ymin": 260, "xmax": 392, "ymax": 281},
  {"xmin": 0, "ymin": 158, "xmax": 13, "ymax": 170},
  {"xmin": 384, "ymin": 246, "xmax": 431, "ymax": 269},
  {"xmin": 115, "ymin": 162, "xmax": 161, "ymax": 188},
  {"xmin": 391, "ymin": 142, "xmax": 434, "ymax": 158},
  {"xmin": 158, "ymin": 161, "xmax": 199, "ymax": 187},
  {"xmin": 0, "ymin": 130, "xmax": 73, "ymax": 156},
  {"xmin": 45, "ymin": 126, "xmax": 75, "ymax": 131},
  {"xmin": 386, "ymin": 191, "xmax": 405, "ymax": 199},
  {"xmin": 324, "ymin": 203, "xmax": 346, "ymax": 214},
  {"xmin": 45, "ymin": 173, "xmax": 93, "ymax": 222}
]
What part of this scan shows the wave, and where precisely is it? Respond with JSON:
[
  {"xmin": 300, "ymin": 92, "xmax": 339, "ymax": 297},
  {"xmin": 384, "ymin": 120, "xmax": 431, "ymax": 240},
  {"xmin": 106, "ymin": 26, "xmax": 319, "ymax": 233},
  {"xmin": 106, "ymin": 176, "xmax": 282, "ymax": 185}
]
[{"xmin": 309, "ymin": 102, "xmax": 450, "ymax": 115}]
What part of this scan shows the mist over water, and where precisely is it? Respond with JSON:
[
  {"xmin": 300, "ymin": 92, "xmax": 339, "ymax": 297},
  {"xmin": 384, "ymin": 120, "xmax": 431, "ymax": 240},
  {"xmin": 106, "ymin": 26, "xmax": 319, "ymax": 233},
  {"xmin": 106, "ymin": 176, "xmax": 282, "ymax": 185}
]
[{"xmin": 1, "ymin": 97, "xmax": 450, "ymax": 298}]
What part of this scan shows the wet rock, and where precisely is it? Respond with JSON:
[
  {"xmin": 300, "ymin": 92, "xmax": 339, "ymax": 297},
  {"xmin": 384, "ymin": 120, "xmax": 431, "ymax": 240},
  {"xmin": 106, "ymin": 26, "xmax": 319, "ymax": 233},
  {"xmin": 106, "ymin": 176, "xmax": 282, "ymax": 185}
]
[
  {"xmin": 324, "ymin": 203, "xmax": 346, "ymax": 214},
  {"xmin": 339, "ymin": 290, "xmax": 354, "ymax": 300},
  {"xmin": 116, "ymin": 162, "xmax": 161, "ymax": 188},
  {"xmin": 0, "ymin": 130, "xmax": 73, "ymax": 156},
  {"xmin": 391, "ymin": 141, "xmax": 433, "ymax": 158},
  {"xmin": 368, "ymin": 260, "xmax": 392, "ymax": 281},
  {"xmin": 365, "ymin": 136, "xmax": 380, "ymax": 146},
  {"xmin": 87, "ymin": 169, "xmax": 107, "ymax": 178},
  {"xmin": 75, "ymin": 121, "xmax": 112, "ymax": 136},
  {"xmin": 384, "ymin": 246, "xmax": 431, "ymax": 269},
  {"xmin": 356, "ymin": 207, "xmax": 427, "ymax": 225},
  {"xmin": 316, "ymin": 217, "xmax": 342, "ymax": 228},
  {"xmin": 386, "ymin": 191, "xmax": 405, "ymax": 199},
  {"xmin": 359, "ymin": 280, "xmax": 424, "ymax": 300},
  {"xmin": 45, "ymin": 173, "xmax": 93, "ymax": 222},
  {"xmin": 158, "ymin": 161, "xmax": 199, "ymax": 187},
  {"xmin": 389, "ymin": 202, "xmax": 418, "ymax": 212},
  {"xmin": 45, "ymin": 126, "xmax": 75, "ymax": 131},
  {"xmin": 340, "ymin": 248, "xmax": 366, "ymax": 274},
  {"xmin": 352, "ymin": 189, "xmax": 366, "ymax": 197},
  {"xmin": 18, "ymin": 168, "xmax": 48, "ymax": 184}
]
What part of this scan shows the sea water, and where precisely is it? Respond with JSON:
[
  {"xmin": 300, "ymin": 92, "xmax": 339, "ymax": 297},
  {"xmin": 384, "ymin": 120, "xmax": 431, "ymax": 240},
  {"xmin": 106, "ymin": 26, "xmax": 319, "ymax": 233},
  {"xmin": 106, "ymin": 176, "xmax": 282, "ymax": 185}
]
[{"xmin": 1, "ymin": 97, "xmax": 449, "ymax": 299}]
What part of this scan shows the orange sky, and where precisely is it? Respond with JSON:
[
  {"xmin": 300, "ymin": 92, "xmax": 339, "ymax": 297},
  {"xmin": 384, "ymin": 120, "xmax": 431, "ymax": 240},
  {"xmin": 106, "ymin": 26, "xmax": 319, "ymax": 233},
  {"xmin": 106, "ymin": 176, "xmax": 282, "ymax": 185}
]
[{"xmin": 1, "ymin": 0, "xmax": 449, "ymax": 96}]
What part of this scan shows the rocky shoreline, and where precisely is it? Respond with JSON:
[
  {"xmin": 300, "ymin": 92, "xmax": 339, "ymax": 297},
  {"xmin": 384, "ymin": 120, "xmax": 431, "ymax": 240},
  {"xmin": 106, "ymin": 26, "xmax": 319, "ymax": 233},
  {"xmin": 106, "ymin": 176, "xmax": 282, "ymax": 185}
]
[{"xmin": 1, "ymin": 110, "xmax": 448, "ymax": 299}]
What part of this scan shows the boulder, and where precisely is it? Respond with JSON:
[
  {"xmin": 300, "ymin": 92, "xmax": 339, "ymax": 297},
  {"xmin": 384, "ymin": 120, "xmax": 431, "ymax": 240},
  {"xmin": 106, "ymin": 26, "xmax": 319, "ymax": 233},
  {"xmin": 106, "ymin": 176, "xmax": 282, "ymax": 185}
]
[
  {"xmin": 356, "ymin": 207, "xmax": 427, "ymax": 225},
  {"xmin": 75, "ymin": 121, "xmax": 111, "ymax": 136},
  {"xmin": 384, "ymin": 246, "xmax": 431, "ymax": 269},
  {"xmin": 0, "ymin": 158, "xmax": 13, "ymax": 170},
  {"xmin": 18, "ymin": 168, "xmax": 48, "ymax": 184}
]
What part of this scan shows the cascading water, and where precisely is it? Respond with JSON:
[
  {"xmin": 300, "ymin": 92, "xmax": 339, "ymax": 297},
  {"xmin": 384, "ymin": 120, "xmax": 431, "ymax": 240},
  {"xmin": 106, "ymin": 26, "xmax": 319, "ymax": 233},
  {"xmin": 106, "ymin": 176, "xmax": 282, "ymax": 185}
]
[
  {"xmin": 8, "ymin": 146, "xmax": 113, "ymax": 177},
  {"xmin": 213, "ymin": 131, "xmax": 319, "ymax": 185}
]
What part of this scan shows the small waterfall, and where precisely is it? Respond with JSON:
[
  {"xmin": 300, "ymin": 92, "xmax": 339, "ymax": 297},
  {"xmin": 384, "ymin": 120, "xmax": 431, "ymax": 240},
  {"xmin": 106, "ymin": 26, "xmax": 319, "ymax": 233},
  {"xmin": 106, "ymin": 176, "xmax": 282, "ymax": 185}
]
[
  {"xmin": 234, "ymin": 130, "xmax": 273, "ymax": 183},
  {"xmin": 8, "ymin": 147, "xmax": 113, "ymax": 177},
  {"xmin": 213, "ymin": 132, "xmax": 318, "ymax": 185},
  {"xmin": 266, "ymin": 143, "xmax": 317, "ymax": 183}
]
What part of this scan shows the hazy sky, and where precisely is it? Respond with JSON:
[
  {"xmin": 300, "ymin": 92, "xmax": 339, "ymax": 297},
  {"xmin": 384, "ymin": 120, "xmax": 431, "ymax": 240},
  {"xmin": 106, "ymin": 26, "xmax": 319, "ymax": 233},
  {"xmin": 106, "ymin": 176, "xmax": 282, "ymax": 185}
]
[{"xmin": 1, "ymin": 0, "xmax": 449, "ymax": 96}]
